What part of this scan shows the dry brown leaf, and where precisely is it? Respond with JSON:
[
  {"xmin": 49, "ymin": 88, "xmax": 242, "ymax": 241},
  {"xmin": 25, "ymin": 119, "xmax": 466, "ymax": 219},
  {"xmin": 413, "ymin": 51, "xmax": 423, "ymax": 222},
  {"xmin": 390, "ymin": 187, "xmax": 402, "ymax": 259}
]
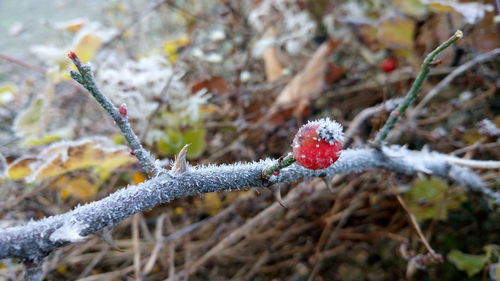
[
  {"xmin": 262, "ymin": 27, "xmax": 285, "ymax": 82},
  {"xmin": 273, "ymin": 40, "xmax": 339, "ymax": 110},
  {"xmin": 191, "ymin": 76, "xmax": 229, "ymax": 95}
]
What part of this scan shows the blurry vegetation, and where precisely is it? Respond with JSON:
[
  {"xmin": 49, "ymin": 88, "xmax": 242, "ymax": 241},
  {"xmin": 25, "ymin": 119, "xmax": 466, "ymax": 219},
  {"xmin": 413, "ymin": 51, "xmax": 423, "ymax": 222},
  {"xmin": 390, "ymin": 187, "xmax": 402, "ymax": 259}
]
[{"xmin": 0, "ymin": 0, "xmax": 499, "ymax": 280}]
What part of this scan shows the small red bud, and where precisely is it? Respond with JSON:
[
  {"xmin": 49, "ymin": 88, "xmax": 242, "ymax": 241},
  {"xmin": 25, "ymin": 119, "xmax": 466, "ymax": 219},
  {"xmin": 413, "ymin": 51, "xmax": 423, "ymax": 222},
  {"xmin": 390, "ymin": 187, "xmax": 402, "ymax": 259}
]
[
  {"xmin": 67, "ymin": 51, "xmax": 77, "ymax": 60},
  {"xmin": 292, "ymin": 118, "xmax": 343, "ymax": 170},
  {"xmin": 381, "ymin": 57, "xmax": 397, "ymax": 73},
  {"xmin": 118, "ymin": 104, "xmax": 127, "ymax": 117},
  {"xmin": 272, "ymin": 171, "xmax": 280, "ymax": 176},
  {"xmin": 130, "ymin": 150, "xmax": 135, "ymax": 156}
]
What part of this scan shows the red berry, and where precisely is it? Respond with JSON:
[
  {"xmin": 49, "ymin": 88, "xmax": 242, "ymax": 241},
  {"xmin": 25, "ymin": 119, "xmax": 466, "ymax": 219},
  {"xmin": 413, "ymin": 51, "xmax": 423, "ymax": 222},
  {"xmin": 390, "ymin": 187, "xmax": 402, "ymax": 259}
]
[
  {"xmin": 130, "ymin": 150, "xmax": 135, "ymax": 156},
  {"xmin": 292, "ymin": 118, "xmax": 343, "ymax": 170},
  {"xmin": 118, "ymin": 104, "xmax": 127, "ymax": 116},
  {"xmin": 381, "ymin": 57, "xmax": 397, "ymax": 73}
]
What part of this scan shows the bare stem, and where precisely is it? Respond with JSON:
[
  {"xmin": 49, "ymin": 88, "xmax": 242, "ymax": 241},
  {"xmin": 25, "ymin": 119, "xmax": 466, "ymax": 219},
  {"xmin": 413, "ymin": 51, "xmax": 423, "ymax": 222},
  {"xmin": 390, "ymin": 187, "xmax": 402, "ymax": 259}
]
[
  {"xmin": 374, "ymin": 30, "xmax": 463, "ymax": 146},
  {"xmin": 67, "ymin": 51, "xmax": 161, "ymax": 177},
  {"xmin": 261, "ymin": 154, "xmax": 296, "ymax": 179}
]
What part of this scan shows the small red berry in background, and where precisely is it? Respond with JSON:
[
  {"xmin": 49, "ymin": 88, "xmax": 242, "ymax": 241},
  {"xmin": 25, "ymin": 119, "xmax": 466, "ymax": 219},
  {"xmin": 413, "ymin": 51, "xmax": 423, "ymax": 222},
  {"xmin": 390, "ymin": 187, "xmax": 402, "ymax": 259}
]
[
  {"xmin": 292, "ymin": 118, "xmax": 343, "ymax": 170},
  {"xmin": 381, "ymin": 57, "xmax": 397, "ymax": 73}
]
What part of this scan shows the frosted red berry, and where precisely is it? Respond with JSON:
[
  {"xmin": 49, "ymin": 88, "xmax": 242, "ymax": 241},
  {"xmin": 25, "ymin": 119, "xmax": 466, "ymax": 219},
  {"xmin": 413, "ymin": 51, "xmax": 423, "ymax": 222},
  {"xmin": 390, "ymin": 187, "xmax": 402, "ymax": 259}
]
[
  {"xmin": 292, "ymin": 118, "xmax": 343, "ymax": 170},
  {"xmin": 381, "ymin": 57, "xmax": 397, "ymax": 73}
]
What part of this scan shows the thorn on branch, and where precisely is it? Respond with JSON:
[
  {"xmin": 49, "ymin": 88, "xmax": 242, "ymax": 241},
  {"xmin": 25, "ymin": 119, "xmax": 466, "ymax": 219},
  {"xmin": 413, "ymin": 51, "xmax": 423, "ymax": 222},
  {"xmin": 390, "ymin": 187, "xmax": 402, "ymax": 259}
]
[
  {"xmin": 273, "ymin": 184, "xmax": 288, "ymax": 209},
  {"xmin": 430, "ymin": 59, "xmax": 442, "ymax": 67},
  {"xmin": 172, "ymin": 144, "xmax": 189, "ymax": 174},
  {"xmin": 322, "ymin": 176, "xmax": 335, "ymax": 193},
  {"xmin": 95, "ymin": 226, "xmax": 123, "ymax": 252}
]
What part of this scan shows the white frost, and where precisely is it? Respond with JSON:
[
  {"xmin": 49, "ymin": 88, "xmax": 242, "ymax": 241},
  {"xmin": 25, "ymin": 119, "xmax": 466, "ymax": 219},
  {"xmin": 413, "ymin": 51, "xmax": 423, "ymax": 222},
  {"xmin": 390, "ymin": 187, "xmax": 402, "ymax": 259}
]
[
  {"xmin": 49, "ymin": 222, "xmax": 88, "ymax": 243},
  {"xmin": 310, "ymin": 118, "xmax": 344, "ymax": 144}
]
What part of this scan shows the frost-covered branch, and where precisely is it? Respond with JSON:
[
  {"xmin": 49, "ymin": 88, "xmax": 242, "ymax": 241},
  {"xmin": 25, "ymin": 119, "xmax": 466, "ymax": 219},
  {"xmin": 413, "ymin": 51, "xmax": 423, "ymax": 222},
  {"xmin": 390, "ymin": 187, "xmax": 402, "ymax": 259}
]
[
  {"xmin": 0, "ymin": 146, "xmax": 497, "ymax": 263},
  {"xmin": 67, "ymin": 52, "xmax": 161, "ymax": 177}
]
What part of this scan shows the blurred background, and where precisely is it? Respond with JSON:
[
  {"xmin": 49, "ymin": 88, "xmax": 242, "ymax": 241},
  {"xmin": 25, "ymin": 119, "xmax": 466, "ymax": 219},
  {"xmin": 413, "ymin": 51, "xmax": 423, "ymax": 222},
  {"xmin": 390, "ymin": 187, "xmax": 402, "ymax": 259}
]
[{"xmin": 0, "ymin": 0, "xmax": 499, "ymax": 280}]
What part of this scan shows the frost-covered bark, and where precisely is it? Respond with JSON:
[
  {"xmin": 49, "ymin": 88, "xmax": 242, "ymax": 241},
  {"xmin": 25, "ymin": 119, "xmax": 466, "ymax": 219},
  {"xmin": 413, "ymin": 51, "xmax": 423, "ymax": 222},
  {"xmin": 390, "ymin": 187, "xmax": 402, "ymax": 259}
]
[{"xmin": 0, "ymin": 146, "xmax": 496, "ymax": 262}]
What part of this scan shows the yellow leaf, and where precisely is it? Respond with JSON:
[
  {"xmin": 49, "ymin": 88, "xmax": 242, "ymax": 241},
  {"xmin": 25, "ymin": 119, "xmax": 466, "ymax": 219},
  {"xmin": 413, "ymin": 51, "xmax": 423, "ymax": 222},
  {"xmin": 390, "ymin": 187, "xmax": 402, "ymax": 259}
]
[
  {"xmin": 0, "ymin": 83, "xmax": 17, "ymax": 94},
  {"xmin": 132, "ymin": 172, "xmax": 147, "ymax": 184},
  {"xmin": 174, "ymin": 207, "xmax": 185, "ymax": 215},
  {"xmin": 425, "ymin": 1, "xmax": 494, "ymax": 24},
  {"xmin": 427, "ymin": 3, "xmax": 454, "ymax": 12},
  {"xmin": 73, "ymin": 33, "xmax": 102, "ymax": 63},
  {"xmin": 56, "ymin": 264, "xmax": 68, "ymax": 274},
  {"xmin": 7, "ymin": 137, "xmax": 135, "ymax": 181},
  {"xmin": 6, "ymin": 157, "xmax": 38, "ymax": 180},
  {"xmin": 163, "ymin": 35, "xmax": 190, "ymax": 64},
  {"xmin": 0, "ymin": 83, "xmax": 16, "ymax": 104},
  {"xmin": 203, "ymin": 192, "xmax": 222, "ymax": 216},
  {"xmin": 56, "ymin": 176, "xmax": 99, "ymax": 201},
  {"xmin": 25, "ymin": 134, "xmax": 62, "ymax": 146},
  {"xmin": 56, "ymin": 18, "xmax": 87, "ymax": 34},
  {"xmin": 33, "ymin": 137, "xmax": 135, "ymax": 180},
  {"xmin": 377, "ymin": 17, "xmax": 416, "ymax": 49}
]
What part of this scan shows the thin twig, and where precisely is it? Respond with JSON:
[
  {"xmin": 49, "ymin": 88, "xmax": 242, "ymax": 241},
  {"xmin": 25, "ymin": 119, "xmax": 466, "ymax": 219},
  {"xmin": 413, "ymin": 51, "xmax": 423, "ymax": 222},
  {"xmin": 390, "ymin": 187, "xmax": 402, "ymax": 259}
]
[
  {"xmin": 0, "ymin": 53, "xmax": 46, "ymax": 74},
  {"xmin": 411, "ymin": 48, "xmax": 500, "ymax": 118},
  {"xmin": 396, "ymin": 195, "xmax": 435, "ymax": 254},
  {"xmin": 67, "ymin": 52, "xmax": 161, "ymax": 177},
  {"xmin": 344, "ymin": 98, "xmax": 403, "ymax": 147},
  {"xmin": 374, "ymin": 30, "xmax": 463, "ymax": 146},
  {"xmin": 445, "ymin": 156, "xmax": 500, "ymax": 169},
  {"xmin": 132, "ymin": 214, "xmax": 142, "ymax": 281}
]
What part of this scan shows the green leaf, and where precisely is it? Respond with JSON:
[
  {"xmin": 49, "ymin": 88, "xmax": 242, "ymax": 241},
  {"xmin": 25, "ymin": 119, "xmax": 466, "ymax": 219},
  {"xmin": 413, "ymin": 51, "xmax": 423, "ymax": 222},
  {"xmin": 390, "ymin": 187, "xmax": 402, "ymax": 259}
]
[
  {"xmin": 392, "ymin": 0, "xmax": 428, "ymax": 19},
  {"xmin": 183, "ymin": 128, "xmax": 206, "ymax": 159},
  {"xmin": 157, "ymin": 128, "xmax": 184, "ymax": 155},
  {"xmin": 403, "ymin": 177, "xmax": 466, "ymax": 221},
  {"xmin": 156, "ymin": 127, "xmax": 206, "ymax": 159},
  {"xmin": 447, "ymin": 250, "xmax": 488, "ymax": 277}
]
